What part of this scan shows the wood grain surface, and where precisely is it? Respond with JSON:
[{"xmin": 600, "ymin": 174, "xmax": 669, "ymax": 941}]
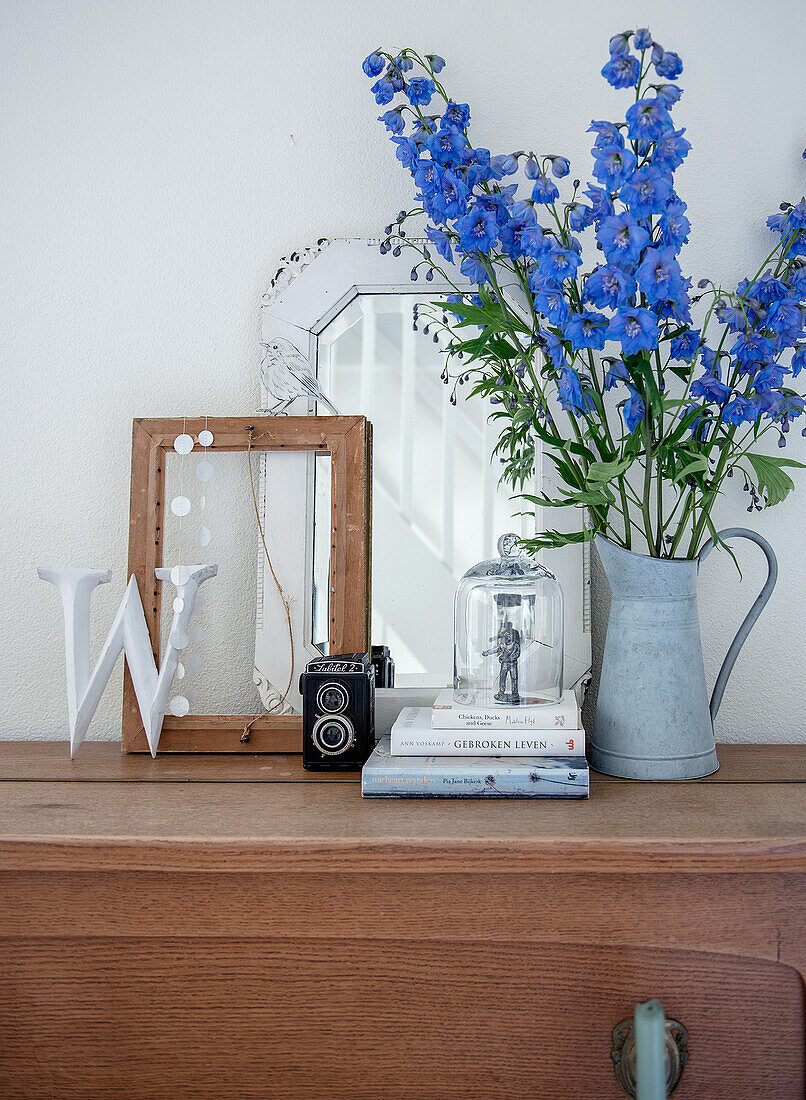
[
  {"xmin": 2, "ymin": 773, "xmax": 806, "ymax": 873},
  {"xmin": 2, "ymin": 743, "xmax": 805, "ymax": 1098},
  {"xmin": 1, "ymin": 740, "xmax": 804, "ymax": 783},
  {"xmin": 0, "ymin": 938, "xmax": 801, "ymax": 1098}
]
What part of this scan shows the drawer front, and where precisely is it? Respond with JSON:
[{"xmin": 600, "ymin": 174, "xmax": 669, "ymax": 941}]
[{"xmin": 0, "ymin": 936, "xmax": 802, "ymax": 1098}]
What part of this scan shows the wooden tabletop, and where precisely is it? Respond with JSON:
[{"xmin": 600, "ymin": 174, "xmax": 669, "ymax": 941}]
[{"xmin": 1, "ymin": 741, "xmax": 805, "ymax": 875}]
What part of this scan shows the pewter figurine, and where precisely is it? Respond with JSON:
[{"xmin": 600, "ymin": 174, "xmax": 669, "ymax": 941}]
[{"xmin": 483, "ymin": 619, "xmax": 522, "ymax": 704}]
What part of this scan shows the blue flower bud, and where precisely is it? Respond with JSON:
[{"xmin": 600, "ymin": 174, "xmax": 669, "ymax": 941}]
[
  {"xmin": 550, "ymin": 156, "xmax": 570, "ymax": 178},
  {"xmin": 524, "ymin": 156, "xmax": 539, "ymax": 179},
  {"xmin": 362, "ymin": 52, "xmax": 385, "ymax": 78},
  {"xmin": 427, "ymin": 54, "xmax": 446, "ymax": 73}
]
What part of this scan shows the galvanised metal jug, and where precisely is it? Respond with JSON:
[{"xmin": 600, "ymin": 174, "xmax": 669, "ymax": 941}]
[{"xmin": 590, "ymin": 529, "xmax": 777, "ymax": 780}]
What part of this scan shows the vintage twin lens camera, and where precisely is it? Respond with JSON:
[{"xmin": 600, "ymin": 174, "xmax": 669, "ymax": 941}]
[{"xmin": 300, "ymin": 652, "xmax": 375, "ymax": 770}]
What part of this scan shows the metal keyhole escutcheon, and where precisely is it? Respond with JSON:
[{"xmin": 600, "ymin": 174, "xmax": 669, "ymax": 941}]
[{"xmin": 611, "ymin": 1014, "xmax": 689, "ymax": 1096}]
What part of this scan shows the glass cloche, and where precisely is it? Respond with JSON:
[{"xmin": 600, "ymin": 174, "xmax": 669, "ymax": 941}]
[{"xmin": 454, "ymin": 533, "xmax": 564, "ymax": 706}]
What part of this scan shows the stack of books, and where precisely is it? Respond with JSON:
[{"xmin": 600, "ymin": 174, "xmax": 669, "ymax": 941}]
[{"xmin": 362, "ymin": 688, "xmax": 589, "ymax": 799}]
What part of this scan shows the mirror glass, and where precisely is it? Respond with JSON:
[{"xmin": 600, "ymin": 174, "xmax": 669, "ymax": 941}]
[
  {"xmin": 315, "ymin": 293, "xmax": 531, "ymax": 686},
  {"xmin": 311, "ymin": 452, "xmax": 332, "ymax": 655}
]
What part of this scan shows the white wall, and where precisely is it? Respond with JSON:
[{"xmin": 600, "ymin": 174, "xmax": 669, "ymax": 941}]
[{"xmin": 2, "ymin": 0, "xmax": 805, "ymax": 743}]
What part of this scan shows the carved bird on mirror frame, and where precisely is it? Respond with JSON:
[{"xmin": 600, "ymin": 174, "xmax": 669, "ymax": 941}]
[{"xmin": 259, "ymin": 337, "xmax": 339, "ymax": 415}]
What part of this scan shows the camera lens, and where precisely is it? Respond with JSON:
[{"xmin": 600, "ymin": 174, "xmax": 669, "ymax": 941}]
[
  {"xmin": 320, "ymin": 724, "xmax": 347, "ymax": 750},
  {"xmin": 317, "ymin": 682, "xmax": 349, "ymax": 713},
  {"xmin": 311, "ymin": 714, "xmax": 355, "ymax": 756}
]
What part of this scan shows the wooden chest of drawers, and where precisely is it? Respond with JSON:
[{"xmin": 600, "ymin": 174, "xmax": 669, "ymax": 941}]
[{"xmin": 0, "ymin": 743, "xmax": 804, "ymax": 1098}]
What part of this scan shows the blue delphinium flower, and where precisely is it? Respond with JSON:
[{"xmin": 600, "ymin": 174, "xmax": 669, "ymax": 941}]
[
  {"xmin": 429, "ymin": 170, "xmax": 470, "ymax": 221},
  {"xmin": 592, "ymin": 143, "xmax": 637, "ymax": 189},
  {"xmin": 633, "ymin": 28, "xmax": 652, "ymax": 50},
  {"xmin": 625, "ymin": 98, "xmax": 672, "ymax": 142},
  {"xmin": 655, "ymin": 50, "xmax": 683, "ymax": 79},
  {"xmin": 455, "ymin": 205, "xmax": 499, "ymax": 252},
  {"xmin": 499, "ymin": 207, "xmax": 539, "ymax": 259},
  {"xmin": 598, "ymin": 213, "xmax": 650, "ymax": 267},
  {"xmin": 442, "ymin": 101, "xmax": 470, "ymax": 128},
  {"xmin": 669, "ymin": 329, "xmax": 701, "ymax": 361},
  {"xmin": 531, "ymin": 172, "xmax": 560, "ymax": 204},
  {"xmin": 538, "ymin": 245, "xmax": 583, "ymax": 283},
  {"xmin": 550, "ymin": 156, "xmax": 571, "ymax": 178},
  {"xmin": 406, "ymin": 77, "xmax": 435, "ymax": 106},
  {"xmin": 609, "ymin": 32, "xmax": 632, "ymax": 56},
  {"xmin": 379, "ymin": 108, "xmax": 405, "ymax": 134},
  {"xmin": 659, "ymin": 199, "xmax": 691, "ymax": 249},
  {"xmin": 459, "ymin": 253, "xmax": 490, "ymax": 284},
  {"xmin": 654, "ymin": 84, "xmax": 683, "ymax": 108},
  {"xmin": 608, "ymin": 307, "xmax": 660, "ymax": 354},
  {"xmin": 557, "ymin": 367, "xmax": 594, "ymax": 413},
  {"xmin": 427, "ymin": 54, "xmax": 446, "ymax": 73},
  {"xmin": 653, "ymin": 128, "xmax": 691, "ymax": 173},
  {"xmin": 602, "ymin": 54, "xmax": 641, "ymax": 88},
  {"xmin": 363, "ymin": 52, "xmax": 385, "ymax": 77},
  {"xmin": 636, "ymin": 245, "xmax": 684, "ymax": 304},
  {"xmin": 568, "ymin": 203, "xmax": 596, "ymax": 232},
  {"xmin": 425, "ymin": 127, "xmax": 466, "ymax": 165},
  {"xmin": 619, "ymin": 165, "xmax": 673, "ymax": 220},
  {"xmin": 583, "ymin": 264, "xmax": 636, "ymax": 309},
  {"xmin": 722, "ymin": 394, "xmax": 758, "ymax": 425},
  {"xmin": 425, "ymin": 225, "xmax": 454, "ymax": 262},
  {"xmin": 534, "ymin": 286, "xmax": 571, "ymax": 325},
  {"xmin": 538, "ymin": 330, "xmax": 566, "ymax": 372},
  {"xmin": 565, "ymin": 310, "xmax": 609, "ymax": 351},
  {"xmin": 691, "ymin": 369, "xmax": 731, "ymax": 405},
  {"xmin": 588, "ymin": 120, "xmax": 624, "ymax": 147},
  {"xmin": 583, "ymin": 184, "xmax": 615, "ymax": 223},
  {"xmin": 792, "ymin": 344, "xmax": 806, "ymax": 376},
  {"xmin": 622, "ymin": 386, "xmax": 646, "ymax": 432},
  {"xmin": 491, "ymin": 153, "xmax": 519, "ymax": 176},
  {"xmin": 370, "ymin": 77, "xmax": 395, "ymax": 105},
  {"xmin": 731, "ymin": 331, "xmax": 776, "ymax": 363}
]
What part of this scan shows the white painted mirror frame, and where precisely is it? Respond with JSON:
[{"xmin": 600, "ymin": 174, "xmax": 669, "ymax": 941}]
[{"xmin": 255, "ymin": 238, "xmax": 590, "ymax": 708}]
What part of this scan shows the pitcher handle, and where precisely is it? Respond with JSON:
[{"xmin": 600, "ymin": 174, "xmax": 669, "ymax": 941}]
[{"xmin": 698, "ymin": 528, "xmax": 778, "ymax": 723}]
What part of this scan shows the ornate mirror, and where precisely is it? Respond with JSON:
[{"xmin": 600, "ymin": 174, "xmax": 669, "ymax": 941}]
[{"xmin": 254, "ymin": 238, "xmax": 589, "ymax": 709}]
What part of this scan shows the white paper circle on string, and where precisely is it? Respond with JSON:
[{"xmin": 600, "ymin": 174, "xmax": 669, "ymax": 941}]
[
  {"xmin": 193, "ymin": 595, "xmax": 207, "ymax": 615},
  {"xmin": 169, "ymin": 628, "xmax": 189, "ymax": 650},
  {"xmin": 169, "ymin": 695, "xmax": 190, "ymax": 717},
  {"xmin": 196, "ymin": 525, "xmax": 211, "ymax": 548},
  {"xmin": 185, "ymin": 654, "xmax": 203, "ymax": 675},
  {"xmin": 175, "ymin": 662, "xmax": 185, "ymax": 680},
  {"xmin": 196, "ymin": 460, "xmax": 213, "ymax": 483},
  {"xmin": 173, "ymin": 434, "xmax": 194, "ymax": 455},
  {"xmin": 189, "ymin": 626, "xmax": 204, "ymax": 643},
  {"xmin": 173, "ymin": 597, "xmax": 185, "ymax": 614},
  {"xmin": 170, "ymin": 565, "xmax": 191, "ymax": 587},
  {"xmin": 171, "ymin": 496, "xmax": 191, "ymax": 517},
  {"xmin": 198, "ymin": 429, "xmax": 214, "ymax": 447}
]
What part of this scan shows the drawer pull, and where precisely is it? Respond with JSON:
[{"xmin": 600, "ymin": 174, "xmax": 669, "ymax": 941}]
[{"xmin": 612, "ymin": 1000, "xmax": 688, "ymax": 1098}]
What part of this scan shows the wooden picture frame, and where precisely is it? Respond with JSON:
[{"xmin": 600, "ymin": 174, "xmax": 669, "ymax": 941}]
[{"xmin": 122, "ymin": 415, "xmax": 371, "ymax": 753}]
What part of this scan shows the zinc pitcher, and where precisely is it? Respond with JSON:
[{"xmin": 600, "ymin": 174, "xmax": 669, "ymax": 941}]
[{"xmin": 590, "ymin": 529, "xmax": 777, "ymax": 780}]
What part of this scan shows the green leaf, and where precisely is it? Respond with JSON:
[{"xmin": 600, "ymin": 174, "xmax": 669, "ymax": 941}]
[
  {"xmin": 672, "ymin": 455, "xmax": 709, "ymax": 483},
  {"xmin": 586, "ymin": 455, "xmax": 635, "ymax": 483},
  {"xmin": 745, "ymin": 452, "xmax": 806, "ymax": 507},
  {"xmin": 519, "ymin": 528, "xmax": 594, "ymax": 552}
]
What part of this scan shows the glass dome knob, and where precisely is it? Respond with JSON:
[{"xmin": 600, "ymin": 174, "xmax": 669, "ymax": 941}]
[{"xmin": 497, "ymin": 532, "xmax": 521, "ymax": 560}]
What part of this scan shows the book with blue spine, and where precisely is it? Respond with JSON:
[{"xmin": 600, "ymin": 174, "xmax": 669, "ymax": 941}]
[{"xmin": 362, "ymin": 735, "xmax": 589, "ymax": 799}]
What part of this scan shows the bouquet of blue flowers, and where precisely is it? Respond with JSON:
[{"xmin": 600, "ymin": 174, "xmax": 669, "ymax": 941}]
[{"xmin": 362, "ymin": 31, "xmax": 806, "ymax": 558}]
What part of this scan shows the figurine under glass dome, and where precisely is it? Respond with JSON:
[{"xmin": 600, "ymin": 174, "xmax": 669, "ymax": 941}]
[{"xmin": 454, "ymin": 533, "xmax": 564, "ymax": 707}]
